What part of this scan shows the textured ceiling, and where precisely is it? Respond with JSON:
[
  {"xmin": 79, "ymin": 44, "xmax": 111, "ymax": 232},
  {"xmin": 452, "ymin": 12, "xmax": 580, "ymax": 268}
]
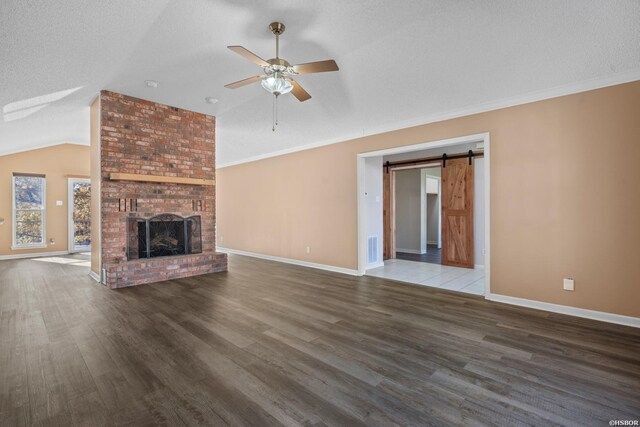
[{"xmin": 1, "ymin": 0, "xmax": 639, "ymax": 163}]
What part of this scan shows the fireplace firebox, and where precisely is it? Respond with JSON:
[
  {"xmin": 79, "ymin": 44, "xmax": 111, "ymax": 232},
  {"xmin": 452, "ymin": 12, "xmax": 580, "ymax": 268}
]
[{"xmin": 127, "ymin": 214, "xmax": 202, "ymax": 260}]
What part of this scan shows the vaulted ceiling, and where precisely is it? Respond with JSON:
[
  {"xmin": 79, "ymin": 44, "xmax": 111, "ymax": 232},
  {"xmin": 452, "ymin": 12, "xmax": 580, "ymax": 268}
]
[{"xmin": 1, "ymin": 0, "xmax": 639, "ymax": 164}]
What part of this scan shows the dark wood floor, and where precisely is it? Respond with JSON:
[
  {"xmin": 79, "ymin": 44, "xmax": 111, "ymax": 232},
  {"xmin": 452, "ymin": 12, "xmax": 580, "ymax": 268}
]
[
  {"xmin": 397, "ymin": 244, "xmax": 442, "ymax": 264},
  {"xmin": 1, "ymin": 254, "xmax": 639, "ymax": 426}
]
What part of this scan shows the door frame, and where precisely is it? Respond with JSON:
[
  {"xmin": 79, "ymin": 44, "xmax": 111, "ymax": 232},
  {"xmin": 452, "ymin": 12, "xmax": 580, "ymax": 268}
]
[
  {"xmin": 68, "ymin": 177, "xmax": 91, "ymax": 253},
  {"xmin": 383, "ymin": 168, "xmax": 397, "ymax": 259},
  {"xmin": 357, "ymin": 132, "xmax": 491, "ymax": 296},
  {"xmin": 424, "ymin": 172, "xmax": 442, "ymax": 249}
]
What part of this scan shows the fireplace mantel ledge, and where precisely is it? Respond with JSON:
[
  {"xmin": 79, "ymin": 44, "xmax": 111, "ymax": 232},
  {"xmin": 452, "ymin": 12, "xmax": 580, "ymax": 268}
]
[{"xmin": 109, "ymin": 172, "xmax": 215, "ymax": 186}]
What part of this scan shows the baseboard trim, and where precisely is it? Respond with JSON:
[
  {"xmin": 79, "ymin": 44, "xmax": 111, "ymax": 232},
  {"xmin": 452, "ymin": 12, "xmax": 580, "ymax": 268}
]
[
  {"xmin": 365, "ymin": 261, "xmax": 385, "ymax": 270},
  {"xmin": 217, "ymin": 247, "xmax": 360, "ymax": 276},
  {"xmin": 396, "ymin": 248, "xmax": 427, "ymax": 255},
  {"xmin": 0, "ymin": 250, "xmax": 69, "ymax": 261},
  {"xmin": 486, "ymin": 293, "xmax": 640, "ymax": 328},
  {"xmin": 427, "ymin": 241, "xmax": 439, "ymax": 245},
  {"xmin": 88, "ymin": 270, "xmax": 101, "ymax": 283}
]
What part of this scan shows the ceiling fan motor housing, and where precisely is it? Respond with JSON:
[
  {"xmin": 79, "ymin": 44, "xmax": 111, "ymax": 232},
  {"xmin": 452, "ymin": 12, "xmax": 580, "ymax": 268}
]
[
  {"xmin": 265, "ymin": 58, "xmax": 294, "ymax": 76},
  {"xmin": 269, "ymin": 22, "xmax": 285, "ymax": 35}
]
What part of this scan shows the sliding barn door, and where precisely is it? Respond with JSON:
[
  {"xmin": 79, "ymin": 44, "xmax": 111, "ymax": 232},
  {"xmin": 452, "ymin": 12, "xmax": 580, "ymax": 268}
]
[
  {"xmin": 442, "ymin": 157, "xmax": 474, "ymax": 268},
  {"xmin": 382, "ymin": 168, "xmax": 396, "ymax": 259}
]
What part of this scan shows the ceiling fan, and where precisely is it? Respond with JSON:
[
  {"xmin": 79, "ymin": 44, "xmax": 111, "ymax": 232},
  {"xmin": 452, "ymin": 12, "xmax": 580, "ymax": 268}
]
[{"xmin": 224, "ymin": 22, "xmax": 339, "ymax": 130}]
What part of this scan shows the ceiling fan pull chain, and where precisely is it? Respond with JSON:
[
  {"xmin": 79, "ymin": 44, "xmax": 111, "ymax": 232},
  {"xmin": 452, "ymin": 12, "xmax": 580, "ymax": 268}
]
[
  {"xmin": 272, "ymin": 95, "xmax": 276, "ymax": 131},
  {"xmin": 275, "ymin": 94, "xmax": 279, "ymax": 126}
]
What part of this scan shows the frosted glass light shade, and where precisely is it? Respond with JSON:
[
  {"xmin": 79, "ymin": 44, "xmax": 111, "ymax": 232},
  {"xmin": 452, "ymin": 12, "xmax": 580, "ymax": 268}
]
[{"xmin": 261, "ymin": 76, "xmax": 293, "ymax": 96}]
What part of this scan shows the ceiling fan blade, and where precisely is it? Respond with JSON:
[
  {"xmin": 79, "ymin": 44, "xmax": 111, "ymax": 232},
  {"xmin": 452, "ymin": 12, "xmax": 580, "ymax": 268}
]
[
  {"xmin": 227, "ymin": 46, "xmax": 270, "ymax": 67},
  {"xmin": 293, "ymin": 59, "xmax": 339, "ymax": 75},
  {"xmin": 290, "ymin": 80, "xmax": 311, "ymax": 102},
  {"xmin": 224, "ymin": 75, "xmax": 264, "ymax": 89}
]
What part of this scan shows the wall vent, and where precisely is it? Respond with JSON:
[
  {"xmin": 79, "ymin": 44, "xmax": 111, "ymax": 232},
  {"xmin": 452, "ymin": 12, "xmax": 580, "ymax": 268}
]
[
  {"xmin": 367, "ymin": 236, "xmax": 378, "ymax": 264},
  {"xmin": 118, "ymin": 198, "xmax": 138, "ymax": 212},
  {"xmin": 192, "ymin": 200, "xmax": 205, "ymax": 212}
]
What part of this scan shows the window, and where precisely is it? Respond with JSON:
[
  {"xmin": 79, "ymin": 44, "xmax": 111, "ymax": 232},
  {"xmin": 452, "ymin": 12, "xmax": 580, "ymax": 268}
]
[{"xmin": 13, "ymin": 174, "xmax": 46, "ymax": 249}]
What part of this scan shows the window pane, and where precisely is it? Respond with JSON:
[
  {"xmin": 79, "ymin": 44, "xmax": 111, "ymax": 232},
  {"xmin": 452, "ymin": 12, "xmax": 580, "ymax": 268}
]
[
  {"xmin": 15, "ymin": 210, "xmax": 43, "ymax": 245},
  {"xmin": 72, "ymin": 182, "xmax": 91, "ymax": 249},
  {"xmin": 73, "ymin": 182, "xmax": 91, "ymax": 221},
  {"xmin": 14, "ymin": 176, "xmax": 44, "ymax": 209},
  {"xmin": 74, "ymin": 220, "xmax": 91, "ymax": 247}
]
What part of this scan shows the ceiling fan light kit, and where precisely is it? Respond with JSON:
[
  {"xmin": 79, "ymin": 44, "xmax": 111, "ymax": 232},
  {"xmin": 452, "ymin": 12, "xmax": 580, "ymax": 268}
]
[
  {"xmin": 225, "ymin": 21, "xmax": 339, "ymax": 131},
  {"xmin": 261, "ymin": 75, "xmax": 293, "ymax": 96}
]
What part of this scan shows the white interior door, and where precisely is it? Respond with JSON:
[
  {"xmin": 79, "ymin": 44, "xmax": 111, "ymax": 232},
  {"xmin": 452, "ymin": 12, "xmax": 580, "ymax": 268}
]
[{"xmin": 68, "ymin": 178, "xmax": 91, "ymax": 253}]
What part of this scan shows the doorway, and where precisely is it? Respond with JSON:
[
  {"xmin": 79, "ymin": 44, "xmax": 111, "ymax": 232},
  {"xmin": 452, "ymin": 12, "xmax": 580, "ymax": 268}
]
[
  {"xmin": 68, "ymin": 178, "xmax": 91, "ymax": 253},
  {"xmin": 357, "ymin": 133, "xmax": 490, "ymax": 296},
  {"xmin": 393, "ymin": 165, "xmax": 442, "ymax": 265}
]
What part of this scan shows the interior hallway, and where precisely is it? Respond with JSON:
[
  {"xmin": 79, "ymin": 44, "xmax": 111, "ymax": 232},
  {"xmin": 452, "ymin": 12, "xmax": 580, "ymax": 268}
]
[{"xmin": 396, "ymin": 244, "xmax": 442, "ymax": 264}]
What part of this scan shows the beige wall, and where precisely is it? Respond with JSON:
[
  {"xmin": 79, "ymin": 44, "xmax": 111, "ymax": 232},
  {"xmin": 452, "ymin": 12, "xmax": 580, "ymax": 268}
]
[
  {"xmin": 0, "ymin": 144, "xmax": 91, "ymax": 256},
  {"xmin": 217, "ymin": 81, "xmax": 640, "ymax": 318}
]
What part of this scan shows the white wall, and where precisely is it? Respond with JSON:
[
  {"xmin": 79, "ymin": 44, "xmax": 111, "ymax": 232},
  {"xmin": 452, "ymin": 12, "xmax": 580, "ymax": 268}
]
[
  {"xmin": 474, "ymin": 158, "xmax": 485, "ymax": 267},
  {"xmin": 395, "ymin": 169, "xmax": 425, "ymax": 253},
  {"xmin": 424, "ymin": 168, "xmax": 441, "ymax": 178},
  {"xmin": 364, "ymin": 156, "xmax": 383, "ymax": 267}
]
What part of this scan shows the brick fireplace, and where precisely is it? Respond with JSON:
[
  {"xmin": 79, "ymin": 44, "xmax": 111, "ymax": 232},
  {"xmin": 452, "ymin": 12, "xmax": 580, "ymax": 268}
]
[{"xmin": 91, "ymin": 91, "xmax": 227, "ymax": 288}]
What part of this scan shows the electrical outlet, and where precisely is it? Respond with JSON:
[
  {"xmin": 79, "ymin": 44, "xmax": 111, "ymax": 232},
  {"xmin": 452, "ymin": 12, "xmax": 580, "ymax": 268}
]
[
  {"xmin": 563, "ymin": 278, "xmax": 575, "ymax": 291},
  {"xmin": 306, "ymin": 246, "xmax": 310, "ymax": 254}
]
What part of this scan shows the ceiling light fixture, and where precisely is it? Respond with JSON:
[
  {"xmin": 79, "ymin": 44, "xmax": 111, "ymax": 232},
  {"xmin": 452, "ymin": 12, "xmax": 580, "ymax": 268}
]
[
  {"xmin": 260, "ymin": 71, "xmax": 293, "ymax": 130},
  {"xmin": 260, "ymin": 73, "xmax": 293, "ymax": 96},
  {"xmin": 205, "ymin": 97, "xmax": 218, "ymax": 104},
  {"xmin": 224, "ymin": 22, "xmax": 339, "ymax": 131},
  {"xmin": 145, "ymin": 80, "xmax": 159, "ymax": 88}
]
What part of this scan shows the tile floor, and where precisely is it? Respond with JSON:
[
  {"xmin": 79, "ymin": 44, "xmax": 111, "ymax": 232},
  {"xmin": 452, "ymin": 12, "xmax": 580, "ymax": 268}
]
[{"xmin": 366, "ymin": 259, "xmax": 485, "ymax": 295}]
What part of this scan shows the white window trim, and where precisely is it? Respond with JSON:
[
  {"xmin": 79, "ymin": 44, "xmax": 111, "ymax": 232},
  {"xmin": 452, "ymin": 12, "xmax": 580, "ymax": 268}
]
[{"xmin": 12, "ymin": 175, "xmax": 47, "ymax": 250}]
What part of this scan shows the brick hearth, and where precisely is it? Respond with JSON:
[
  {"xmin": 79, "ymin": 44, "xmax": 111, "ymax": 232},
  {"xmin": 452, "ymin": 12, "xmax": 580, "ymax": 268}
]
[{"xmin": 98, "ymin": 90, "xmax": 227, "ymax": 288}]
